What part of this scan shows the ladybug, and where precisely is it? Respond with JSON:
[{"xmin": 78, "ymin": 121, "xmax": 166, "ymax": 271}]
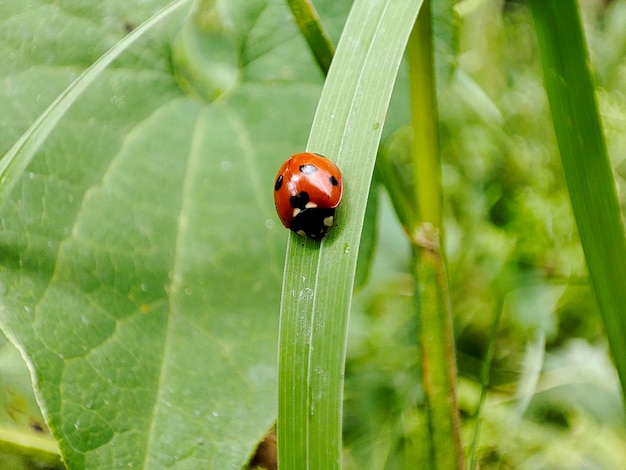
[{"xmin": 274, "ymin": 152, "xmax": 343, "ymax": 240}]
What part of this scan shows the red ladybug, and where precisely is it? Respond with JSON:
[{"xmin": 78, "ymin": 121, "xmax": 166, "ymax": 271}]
[{"xmin": 273, "ymin": 152, "xmax": 343, "ymax": 240}]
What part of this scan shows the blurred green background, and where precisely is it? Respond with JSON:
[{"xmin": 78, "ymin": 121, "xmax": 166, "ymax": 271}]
[{"xmin": 343, "ymin": 0, "xmax": 626, "ymax": 468}]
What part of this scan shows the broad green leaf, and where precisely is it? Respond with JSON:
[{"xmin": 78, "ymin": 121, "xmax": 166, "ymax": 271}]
[{"xmin": 0, "ymin": 0, "xmax": 350, "ymax": 467}]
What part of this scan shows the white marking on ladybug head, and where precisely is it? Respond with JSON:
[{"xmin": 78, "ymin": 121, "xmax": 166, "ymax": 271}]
[
  {"xmin": 323, "ymin": 216, "xmax": 334, "ymax": 227},
  {"xmin": 292, "ymin": 208, "xmax": 301, "ymax": 217},
  {"xmin": 305, "ymin": 201, "xmax": 318, "ymax": 209},
  {"xmin": 296, "ymin": 230, "xmax": 307, "ymax": 237}
]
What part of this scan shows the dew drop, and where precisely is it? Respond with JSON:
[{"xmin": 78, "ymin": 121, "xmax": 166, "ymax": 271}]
[{"xmin": 299, "ymin": 287, "xmax": 313, "ymax": 302}]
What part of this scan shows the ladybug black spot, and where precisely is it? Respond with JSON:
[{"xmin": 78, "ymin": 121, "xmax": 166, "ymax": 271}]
[
  {"xmin": 329, "ymin": 175, "xmax": 338, "ymax": 186},
  {"xmin": 290, "ymin": 207, "xmax": 336, "ymax": 240},
  {"xmin": 289, "ymin": 191, "xmax": 310, "ymax": 209},
  {"xmin": 299, "ymin": 164, "xmax": 318, "ymax": 175},
  {"xmin": 274, "ymin": 175, "xmax": 283, "ymax": 191}
]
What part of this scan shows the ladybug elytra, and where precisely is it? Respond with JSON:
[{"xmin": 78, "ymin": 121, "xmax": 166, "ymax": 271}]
[{"xmin": 273, "ymin": 152, "xmax": 343, "ymax": 240}]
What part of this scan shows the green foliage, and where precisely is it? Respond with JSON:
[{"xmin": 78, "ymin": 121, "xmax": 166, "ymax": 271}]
[
  {"xmin": 277, "ymin": 0, "xmax": 423, "ymax": 466},
  {"xmin": 0, "ymin": 0, "xmax": 346, "ymax": 467},
  {"xmin": 0, "ymin": 0, "xmax": 625, "ymax": 468},
  {"xmin": 342, "ymin": 1, "xmax": 626, "ymax": 468},
  {"xmin": 0, "ymin": 338, "xmax": 62, "ymax": 469},
  {"xmin": 530, "ymin": 0, "xmax": 626, "ymax": 400}
]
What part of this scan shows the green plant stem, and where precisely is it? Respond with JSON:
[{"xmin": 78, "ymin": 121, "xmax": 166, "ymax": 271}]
[
  {"xmin": 413, "ymin": 225, "xmax": 463, "ymax": 469},
  {"xmin": 408, "ymin": 2, "xmax": 464, "ymax": 468},
  {"xmin": 285, "ymin": 0, "xmax": 335, "ymax": 75},
  {"xmin": 469, "ymin": 298, "xmax": 504, "ymax": 469},
  {"xmin": 529, "ymin": 0, "xmax": 626, "ymax": 402},
  {"xmin": 409, "ymin": 0, "xmax": 441, "ymax": 226},
  {"xmin": 0, "ymin": 428, "xmax": 62, "ymax": 469}
]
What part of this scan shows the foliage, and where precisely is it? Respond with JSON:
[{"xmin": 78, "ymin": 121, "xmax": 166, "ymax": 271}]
[
  {"xmin": 344, "ymin": 0, "xmax": 626, "ymax": 468},
  {"xmin": 0, "ymin": 0, "xmax": 624, "ymax": 468},
  {"xmin": 0, "ymin": 0, "xmax": 348, "ymax": 467}
]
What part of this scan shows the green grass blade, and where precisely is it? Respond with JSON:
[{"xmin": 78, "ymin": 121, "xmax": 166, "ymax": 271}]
[
  {"xmin": 277, "ymin": 0, "xmax": 423, "ymax": 467},
  {"xmin": 285, "ymin": 0, "xmax": 335, "ymax": 75},
  {"xmin": 0, "ymin": 0, "xmax": 191, "ymax": 203},
  {"xmin": 529, "ymin": 0, "xmax": 626, "ymax": 400},
  {"xmin": 408, "ymin": 3, "xmax": 464, "ymax": 467}
]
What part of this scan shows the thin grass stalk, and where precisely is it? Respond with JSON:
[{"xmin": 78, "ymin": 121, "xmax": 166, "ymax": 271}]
[
  {"xmin": 408, "ymin": 2, "xmax": 464, "ymax": 468},
  {"xmin": 284, "ymin": 0, "xmax": 335, "ymax": 75}
]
